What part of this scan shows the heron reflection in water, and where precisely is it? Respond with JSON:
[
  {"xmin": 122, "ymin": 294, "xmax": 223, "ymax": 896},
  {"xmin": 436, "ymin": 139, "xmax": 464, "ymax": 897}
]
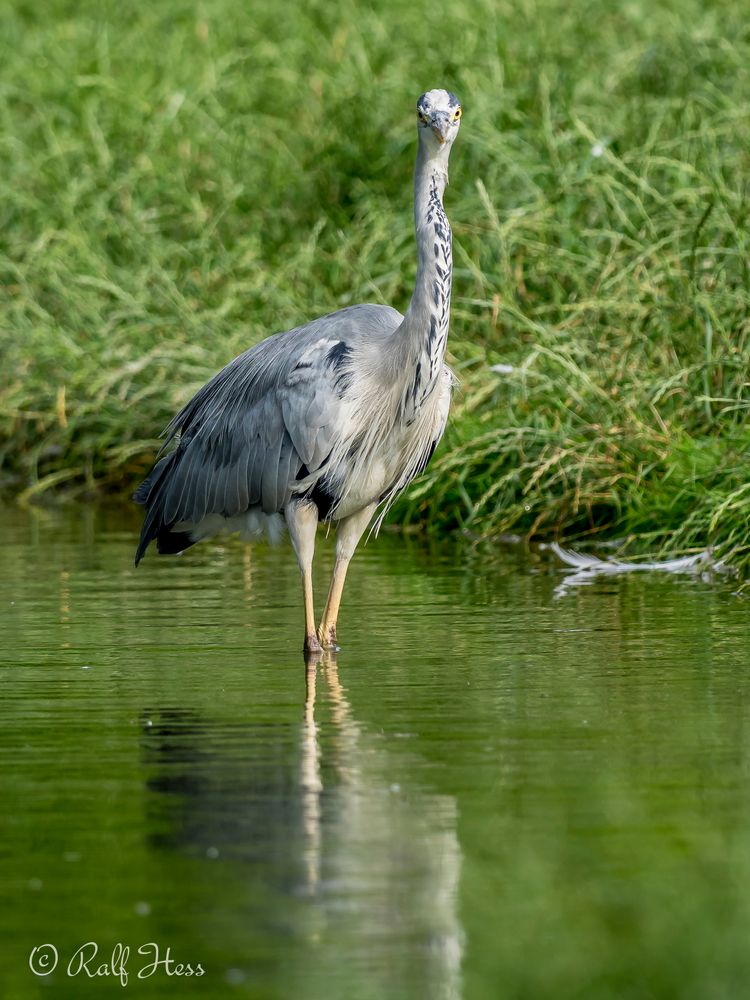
[{"xmin": 141, "ymin": 653, "xmax": 463, "ymax": 999}]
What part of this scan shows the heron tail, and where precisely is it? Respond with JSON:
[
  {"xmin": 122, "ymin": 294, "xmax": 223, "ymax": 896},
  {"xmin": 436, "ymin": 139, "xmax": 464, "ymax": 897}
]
[{"xmin": 133, "ymin": 452, "xmax": 190, "ymax": 565}]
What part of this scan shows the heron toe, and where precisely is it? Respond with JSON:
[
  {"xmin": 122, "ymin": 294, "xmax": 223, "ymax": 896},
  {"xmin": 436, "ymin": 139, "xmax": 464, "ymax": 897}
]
[
  {"xmin": 304, "ymin": 632, "xmax": 323, "ymax": 654},
  {"xmin": 318, "ymin": 624, "xmax": 339, "ymax": 651}
]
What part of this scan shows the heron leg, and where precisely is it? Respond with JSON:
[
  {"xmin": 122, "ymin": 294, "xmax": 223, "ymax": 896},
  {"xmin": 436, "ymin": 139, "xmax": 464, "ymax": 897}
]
[
  {"xmin": 318, "ymin": 503, "xmax": 376, "ymax": 650},
  {"xmin": 286, "ymin": 501, "xmax": 321, "ymax": 653}
]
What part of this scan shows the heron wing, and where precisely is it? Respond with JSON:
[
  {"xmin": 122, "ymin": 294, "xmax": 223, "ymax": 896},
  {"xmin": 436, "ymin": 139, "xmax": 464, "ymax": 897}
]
[{"xmin": 134, "ymin": 304, "xmax": 402, "ymax": 563}]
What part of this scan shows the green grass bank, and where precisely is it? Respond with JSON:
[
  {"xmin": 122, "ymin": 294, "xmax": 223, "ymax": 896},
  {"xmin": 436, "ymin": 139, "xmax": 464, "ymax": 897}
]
[{"xmin": 2, "ymin": 0, "xmax": 749, "ymax": 568}]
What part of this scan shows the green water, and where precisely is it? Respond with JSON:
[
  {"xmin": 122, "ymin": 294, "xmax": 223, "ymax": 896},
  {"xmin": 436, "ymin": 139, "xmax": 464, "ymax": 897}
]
[{"xmin": 2, "ymin": 507, "xmax": 750, "ymax": 1000}]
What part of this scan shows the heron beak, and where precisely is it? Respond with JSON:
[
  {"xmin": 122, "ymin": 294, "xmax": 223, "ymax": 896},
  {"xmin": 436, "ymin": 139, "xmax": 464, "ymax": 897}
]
[{"xmin": 430, "ymin": 113, "xmax": 451, "ymax": 144}]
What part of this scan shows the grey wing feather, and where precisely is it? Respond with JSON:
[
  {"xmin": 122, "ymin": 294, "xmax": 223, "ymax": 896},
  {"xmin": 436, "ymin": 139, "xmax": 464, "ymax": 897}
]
[
  {"xmin": 134, "ymin": 304, "xmax": 402, "ymax": 564},
  {"xmin": 282, "ymin": 385, "xmax": 339, "ymax": 466},
  {"xmin": 260, "ymin": 426, "xmax": 285, "ymax": 512},
  {"xmin": 275, "ymin": 433, "xmax": 298, "ymax": 510},
  {"xmin": 226, "ymin": 434, "xmax": 251, "ymax": 513}
]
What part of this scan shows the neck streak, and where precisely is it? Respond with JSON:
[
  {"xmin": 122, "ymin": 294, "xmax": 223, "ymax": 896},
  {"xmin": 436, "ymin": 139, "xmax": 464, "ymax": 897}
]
[{"xmin": 396, "ymin": 143, "xmax": 453, "ymax": 413}]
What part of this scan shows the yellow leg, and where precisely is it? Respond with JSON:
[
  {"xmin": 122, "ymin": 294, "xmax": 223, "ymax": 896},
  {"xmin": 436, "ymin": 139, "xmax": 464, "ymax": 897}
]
[
  {"xmin": 318, "ymin": 558, "xmax": 349, "ymax": 650},
  {"xmin": 318, "ymin": 503, "xmax": 376, "ymax": 650},
  {"xmin": 302, "ymin": 566, "xmax": 320, "ymax": 652},
  {"xmin": 285, "ymin": 501, "xmax": 321, "ymax": 653}
]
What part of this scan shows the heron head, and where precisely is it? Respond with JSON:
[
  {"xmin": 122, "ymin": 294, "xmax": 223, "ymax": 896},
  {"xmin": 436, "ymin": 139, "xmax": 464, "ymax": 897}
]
[{"xmin": 416, "ymin": 89, "xmax": 462, "ymax": 150}]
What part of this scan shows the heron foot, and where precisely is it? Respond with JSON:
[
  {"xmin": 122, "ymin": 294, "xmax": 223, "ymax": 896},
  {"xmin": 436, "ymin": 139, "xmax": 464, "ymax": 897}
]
[
  {"xmin": 317, "ymin": 624, "xmax": 339, "ymax": 651},
  {"xmin": 304, "ymin": 632, "xmax": 323, "ymax": 654}
]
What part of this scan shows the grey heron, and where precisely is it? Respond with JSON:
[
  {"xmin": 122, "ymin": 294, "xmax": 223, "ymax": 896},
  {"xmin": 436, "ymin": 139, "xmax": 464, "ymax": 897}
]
[{"xmin": 134, "ymin": 88, "xmax": 462, "ymax": 652}]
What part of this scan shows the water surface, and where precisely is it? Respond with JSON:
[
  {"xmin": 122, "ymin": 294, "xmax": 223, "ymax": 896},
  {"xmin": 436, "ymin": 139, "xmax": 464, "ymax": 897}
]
[{"xmin": 2, "ymin": 506, "xmax": 749, "ymax": 999}]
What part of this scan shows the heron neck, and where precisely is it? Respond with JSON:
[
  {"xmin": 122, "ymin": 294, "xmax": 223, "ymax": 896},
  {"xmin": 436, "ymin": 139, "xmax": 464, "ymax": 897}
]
[{"xmin": 396, "ymin": 143, "xmax": 453, "ymax": 402}]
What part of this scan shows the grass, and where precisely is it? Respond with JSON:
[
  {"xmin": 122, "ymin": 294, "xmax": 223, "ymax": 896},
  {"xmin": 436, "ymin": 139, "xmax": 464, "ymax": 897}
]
[{"xmin": 1, "ymin": 0, "xmax": 749, "ymax": 569}]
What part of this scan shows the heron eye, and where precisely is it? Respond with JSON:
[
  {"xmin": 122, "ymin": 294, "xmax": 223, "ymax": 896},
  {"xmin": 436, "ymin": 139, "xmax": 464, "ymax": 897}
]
[
  {"xmin": 453, "ymin": 107, "xmax": 462, "ymax": 121},
  {"xmin": 417, "ymin": 110, "xmax": 428, "ymax": 122}
]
